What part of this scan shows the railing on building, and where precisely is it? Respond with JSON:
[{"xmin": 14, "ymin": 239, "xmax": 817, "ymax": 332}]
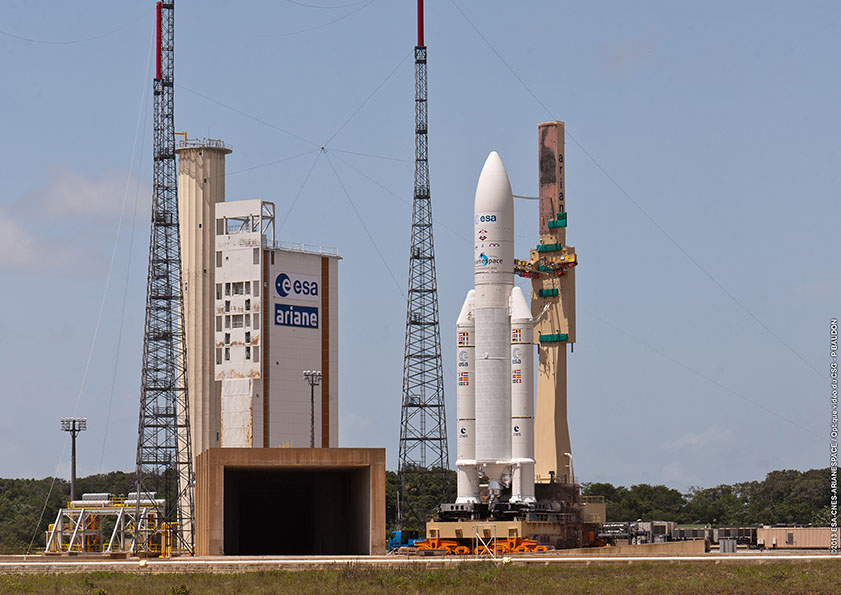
[
  {"xmin": 581, "ymin": 495, "xmax": 605, "ymax": 504},
  {"xmin": 267, "ymin": 240, "xmax": 340, "ymax": 257},
  {"xmin": 175, "ymin": 137, "xmax": 231, "ymax": 150}
]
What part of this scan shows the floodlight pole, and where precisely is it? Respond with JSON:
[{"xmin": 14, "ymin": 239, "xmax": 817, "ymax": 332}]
[
  {"xmin": 71, "ymin": 432, "xmax": 77, "ymax": 501},
  {"xmin": 61, "ymin": 417, "xmax": 87, "ymax": 502},
  {"xmin": 303, "ymin": 371, "xmax": 322, "ymax": 448}
]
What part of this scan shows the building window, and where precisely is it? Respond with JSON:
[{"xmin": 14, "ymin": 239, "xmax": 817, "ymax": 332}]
[
  {"xmin": 245, "ymin": 346, "xmax": 251, "ymax": 360},
  {"xmin": 253, "ymin": 280, "xmax": 260, "ymax": 297},
  {"xmin": 224, "ymin": 347, "xmax": 230, "ymax": 361},
  {"xmin": 225, "ymin": 315, "xmax": 231, "ymax": 329},
  {"xmin": 245, "ymin": 314, "xmax": 251, "ymax": 328},
  {"xmin": 245, "ymin": 299, "xmax": 251, "ymax": 311},
  {"xmin": 245, "ymin": 282, "xmax": 250, "ymax": 296},
  {"xmin": 224, "ymin": 333, "xmax": 231, "ymax": 345},
  {"xmin": 253, "ymin": 248, "xmax": 260, "ymax": 265},
  {"xmin": 216, "ymin": 348, "xmax": 222, "ymax": 365},
  {"xmin": 216, "ymin": 218, "xmax": 225, "ymax": 235},
  {"xmin": 225, "ymin": 283, "xmax": 231, "ymax": 296},
  {"xmin": 224, "ymin": 300, "xmax": 231, "ymax": 313},
  {"xmin": 215, "ymin": 316, "xmax": 222, "ymax": 332},
  {"xmin": 215, "ymin": 251, "xmax": 222, "ymax": 267},
  {"xmin": 245, "ymin": 332, "xmax": 251, "ymax": 344},
  {"xmin": 270, "ymin": 252, "xmax": 275, "ymax": 265},
  {"xmin": 253, "ymin": 346, "xmax": 260, "ymax": 363},
  {"xmin": 253, "ymin": 314, "xmax": 260, "ymax": 330},
  {"xmin": 216, "ymin": 284, "xmax": 222, "ymax": 300},
  {"xmin": 232, "ymin": 315, "xmax": 244, "ymax": 329},
  {"xmin": 233, "ymin": 282, "xmax": 244, "ymax": 296}
]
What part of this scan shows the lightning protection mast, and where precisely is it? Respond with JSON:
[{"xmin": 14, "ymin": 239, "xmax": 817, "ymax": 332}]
[
  {"xmin": 134, "ymin": 0, "xmax": 194, "ymax": 554},
  {"xmin": 398, "ymin": 0, "xmax": 449, "ymax": 528}
]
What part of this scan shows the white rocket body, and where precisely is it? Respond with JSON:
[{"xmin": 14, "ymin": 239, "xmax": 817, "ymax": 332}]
[
  {"xmin": 455, "ymin": 290, "xmax": 479, "ymax": 503},
  {"xmin": 456, "ymin": 151, "xmax": 535, "ymax": 505}
]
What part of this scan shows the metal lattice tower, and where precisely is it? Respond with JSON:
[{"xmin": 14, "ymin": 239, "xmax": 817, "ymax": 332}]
[
  {"xmin": 134, "ymin": 0, "xmax": 194, "ymax": 554},
  {"xmin": 398, "ymin": 1, "xmax": 449, "ymax": 526}
]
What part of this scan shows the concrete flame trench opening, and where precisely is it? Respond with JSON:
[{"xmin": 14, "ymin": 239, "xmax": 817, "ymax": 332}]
[
  {"xmin": 224, "ymin": 468, "xmax": 367, "ymax": 555},
  {"xmin": 197, "ymin": 448, "xmax": 386, "ymax": 556}
]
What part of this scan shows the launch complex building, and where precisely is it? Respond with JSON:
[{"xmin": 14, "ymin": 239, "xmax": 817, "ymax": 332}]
[
  {"xmin": 45, "ymin": 122, "xmax": 598, "ymax": 557},
  {"xmin": 181, "ymin": 121, "xmax": 602, "ymax": 554},
  {"xmin": 174, "ymin": 139, "xmax": 385, "ymax": 556}
]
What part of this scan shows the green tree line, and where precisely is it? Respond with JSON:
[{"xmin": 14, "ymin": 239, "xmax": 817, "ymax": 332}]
[
  {"xmin": 581, "ymin": 467, "xmax": 830, "ymax": 526},
  {"xmin": 0, "ymin": 467, "xmax": 829, "ymax": 553}
]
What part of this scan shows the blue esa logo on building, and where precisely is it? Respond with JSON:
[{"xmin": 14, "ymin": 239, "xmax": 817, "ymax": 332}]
[
  {"xmin": 275, "ymin": 304, "xmax": 319, "ymax": 329},
  {"xmin": 275, "ymin": 272, "xmax": 319, "ymax": 301}
]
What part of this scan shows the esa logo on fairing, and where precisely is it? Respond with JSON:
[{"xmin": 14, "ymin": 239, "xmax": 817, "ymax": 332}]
[
  {"xmin": 474, "ymin": 214, "xmax": 497, "ymax": 224},
  {"xmin": 275, "ymin": 272, "xmax": 319, "ymax": 301},
  {"xmin": 458, "ymin": 350, "xmax": 470, "ymax": 368}
]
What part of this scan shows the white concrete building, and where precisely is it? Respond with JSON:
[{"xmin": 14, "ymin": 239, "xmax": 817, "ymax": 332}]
[
  {"xmin": 178, "ymin": 140, "xmax": 340, "ymax": 456},
  {"xmin": 213, "ymin": 200, "xmax": 340, "ymax": 448},
  {"xmin": 176, "ymin": 139, "xmax": 231, "ymax": 459}
]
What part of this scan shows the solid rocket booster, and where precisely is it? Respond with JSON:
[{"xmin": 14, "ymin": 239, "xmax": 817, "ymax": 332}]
[
  {"xmin": 455, "ymin": 290, "xmax": 478, "ymax": 502},
  {"xmin": 456, "ymin": 151, "xmax": 535, "ymax": 504}
]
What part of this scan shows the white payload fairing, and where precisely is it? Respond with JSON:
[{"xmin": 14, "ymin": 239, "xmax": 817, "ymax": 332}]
[{"xmin": 456, "ymin": 151, "xmax": 535, "ymax": 505}]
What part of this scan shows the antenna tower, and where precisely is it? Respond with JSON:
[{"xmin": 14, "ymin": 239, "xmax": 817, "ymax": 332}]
[
  {"xmin": 134, "ymin": 0, "xmax": 194, "ymax": 553},
  {"xmin": 398, "ymin": 0, "xmax": 449, "ymax": 527}
]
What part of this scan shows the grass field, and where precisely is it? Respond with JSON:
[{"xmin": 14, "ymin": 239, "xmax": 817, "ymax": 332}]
[{"xmin": 1, "ymin": 560, "xmax": 840, "ymax": 594}]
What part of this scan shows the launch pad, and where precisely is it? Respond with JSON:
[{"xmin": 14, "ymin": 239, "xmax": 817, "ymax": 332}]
[
  {"xmin": 427, "ymin": 483, "xmax": 604, "ymax": 551},
  {"xmin": 419, "ymin": 122, "xmax": 600, "ymax": 552}
]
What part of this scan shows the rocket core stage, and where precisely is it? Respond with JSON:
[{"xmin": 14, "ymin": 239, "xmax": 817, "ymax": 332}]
[{"xmin": 456, "ymin": 152, "xmax": 536, "ymax": 505}]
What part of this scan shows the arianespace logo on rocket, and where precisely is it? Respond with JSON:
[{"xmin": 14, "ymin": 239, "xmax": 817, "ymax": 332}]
[
  {"xmin": 275, "ymin": 272, "xmax": 319, "ymax": 302},
  {"xmin": 475, "ymin": 252, "xmax": 504, "ymax": 268}
]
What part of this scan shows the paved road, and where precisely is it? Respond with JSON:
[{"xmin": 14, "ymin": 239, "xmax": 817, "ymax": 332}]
[{"xmin": 0, "ymin": 552, "xmax": 834, "ymax": 574}]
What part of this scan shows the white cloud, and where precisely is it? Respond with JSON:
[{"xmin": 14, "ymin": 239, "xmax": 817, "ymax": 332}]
[
  {"xmin": 663, "ymin": 426, "xmax": 733, "ymax": 450},
  {"xmin": 30, "ymin": 164, "xmax": 147, "ymax": 218},
  {"xmin": 0, "ymin": 209, "xmax": 91, "ymax": 271},
  {"xmin": 0, "ymin": 208, "xmax": 42, "ymax": 268},
  {"xmin": 0, "ymin": 164, "xmax": 150, "ymax": 272}
]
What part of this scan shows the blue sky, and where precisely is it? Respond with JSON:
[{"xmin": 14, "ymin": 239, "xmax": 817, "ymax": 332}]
[{"xmin": 0, "ymin": 0, "xmax": 837, "ymax": 491}]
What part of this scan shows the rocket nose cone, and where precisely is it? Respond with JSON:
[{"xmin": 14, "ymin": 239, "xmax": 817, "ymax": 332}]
[
  {"xmin": 475, "ymin": 151, "xmax": 513, "ymax": 212},
  {"xmin": 484, "ymin": 151, "xmax": 505, "ymax": 173}
]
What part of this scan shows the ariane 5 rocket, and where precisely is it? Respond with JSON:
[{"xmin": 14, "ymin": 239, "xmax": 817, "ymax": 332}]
[{"xmin": 456, "ymin": 151, "xmax": 535, "ymax": 505}]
